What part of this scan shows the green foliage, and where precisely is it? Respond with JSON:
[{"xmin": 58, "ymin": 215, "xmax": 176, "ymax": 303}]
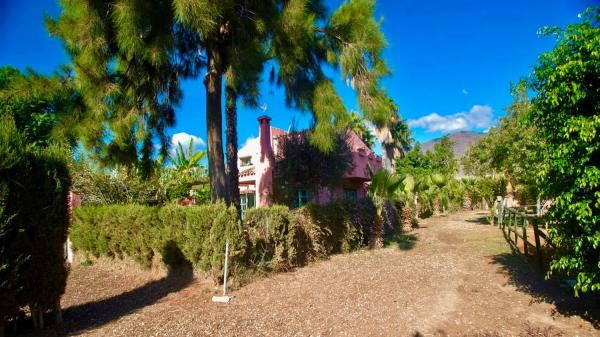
[
  {"xmin": 430, "ymin": 136, "xmax": 458, "ymax": 176},
  {"xmin": 71, "ymin": 203, "xmax": 244, "ymax": 280},
  {"xmin": 273, "ymin": 131, "xmax": 353, "ymax": 205},
  {"xmin": 169, "ymin": 140, "xmax": 207, "ymax": 171},
  {"xmin": 71, "ymin": 161, "xmax": 165, "ymax": 206},
  {"xmin": 348, "ymin": 112, "xmax": 375, "ymax": 148},
  {"xmin": 243, "ymin": 199, "xmax": 375, "ymax": 271},
  {"xmin": 305, "ymin": 198, "xmax": 376, "ymax": 253},
  {"xmin": 50, "ymin": 0, "xmax": 398, "ymax": 198},
  {"xmin": 71, "ymin": 199, "xmax": 375, "ymax": 277},
  {"xmin": 394, "ymin": 136, "xmax": 462, "ymax": 217},
  {"xmin": 48, "ymin": 0, "xmax": 190, "ymax": 174},
  {"xmin": 396, "ymin": 137, "xmax": 457, "ymax": 178},
  {"xmin": 0, "ymin": 66, "xmax": 84, "ymax": 148},
  {"xmin": 528, "ymin": 8, "xmax": 600, "ymax": 294},
  {"xmin": 0, "ymin": 115, "xmax": 71, "ymax": 322},
  {"xmin": 462, "ymin": 81, "xmax": 542, "ymax": 204}
]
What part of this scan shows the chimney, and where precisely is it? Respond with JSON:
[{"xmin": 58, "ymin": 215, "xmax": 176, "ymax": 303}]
[
  {"xmin": 256, "ymin": 115, "xmax": 274, "ymax": 207},
  {"xmin": 258, "ymin": 115, "xmax": 273, "ymax": 160}
]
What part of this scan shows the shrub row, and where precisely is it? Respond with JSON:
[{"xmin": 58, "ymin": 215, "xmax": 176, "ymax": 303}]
[
  {"xmin": 71, "ymin": 198, "xmax": 377, "ymax": 277},
  {"xmin": 0, "ymin": 116, "xmax": 71, "ymax": 325},
  {"xmin": 71, "ymin": 203, "xmax": 244, "ymax": 279}
]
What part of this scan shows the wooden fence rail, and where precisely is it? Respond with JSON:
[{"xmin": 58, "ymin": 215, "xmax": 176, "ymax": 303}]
[{"xmin": 495, "ymin": 202, "xmax": 553, "ymax": 269}]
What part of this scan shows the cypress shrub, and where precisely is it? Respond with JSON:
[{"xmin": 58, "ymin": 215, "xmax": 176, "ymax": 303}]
[
  {"xmin": 0, "ymin": 116, "xmax": 71, "ymax": 326},
  {"xmin": 243, "ymin": 198, "xmax": 376, "ymax": 271},
  {"xmin": 70, "ymin": 198, "xmax": 376, "ymax": 278},
  {"xmin": 71, "ymin": 203, "xmax": 245, "ymax": 280}
]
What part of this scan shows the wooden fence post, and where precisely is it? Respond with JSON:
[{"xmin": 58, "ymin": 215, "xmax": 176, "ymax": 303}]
[
  {"xmin": 522, "ymin": 216, "xmax": 528, "ymax": 256},
  {"xmin": 532, "ymin": 219, "xmax": 544, "ymax": 269}
]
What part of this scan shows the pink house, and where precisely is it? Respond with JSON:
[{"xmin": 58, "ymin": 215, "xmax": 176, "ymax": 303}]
[{"xmin": 237, "ymin": 116, "xmax": 382, "ymax": 215}]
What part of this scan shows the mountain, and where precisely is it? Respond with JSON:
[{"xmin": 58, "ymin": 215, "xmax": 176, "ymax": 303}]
[{"xmin": 421, "ymin": 131, "xmax": 484, "ymax": 158}]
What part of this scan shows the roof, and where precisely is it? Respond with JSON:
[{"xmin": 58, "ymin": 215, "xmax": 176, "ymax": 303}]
[{"xmin": 239, "ymin": 166, "xmax": 255, "ymax": 178}]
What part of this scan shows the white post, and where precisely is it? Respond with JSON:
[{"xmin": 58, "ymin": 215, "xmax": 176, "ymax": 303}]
[
  {"xmin": 222, "ymin": 240, "xmax": 229, "ymax": 296},
  {"xmin": 67, "ymin": 238, "xmax": 74, "ymax": 264}
]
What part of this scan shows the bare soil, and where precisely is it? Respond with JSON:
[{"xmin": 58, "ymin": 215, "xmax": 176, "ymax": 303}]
[{"xmin": 18, "ymin": 211, "xmax": 600, "ymax": 336}]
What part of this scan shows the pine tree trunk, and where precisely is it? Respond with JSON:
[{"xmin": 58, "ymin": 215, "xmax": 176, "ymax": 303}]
[
  {"xmin": 225, "ymin": 86, "xmax": 240, "ymax": 214},
  {"xmin": 204, "ymin": 47, "xmax": 227, "ymax": 202}
]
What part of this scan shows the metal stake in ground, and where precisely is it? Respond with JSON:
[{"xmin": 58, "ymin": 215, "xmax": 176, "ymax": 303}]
[{"xmin": 212, "ymin": 240, "xmax": 231, "ymax": 303}]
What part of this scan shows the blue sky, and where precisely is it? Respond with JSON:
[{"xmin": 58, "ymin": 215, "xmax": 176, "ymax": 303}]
[{"xmin": 0, "ymin": 0, "xmax": 595, "ymax": 153}]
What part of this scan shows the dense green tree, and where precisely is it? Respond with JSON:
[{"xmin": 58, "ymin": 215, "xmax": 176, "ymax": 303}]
[
  {"xmin": 528, "ymin": 8, "xmax": 600, "ymax": 295},
  {"xmin": 462, "ymin": 81, "xmax": 543, "ymax": 203},
  {"xmin": 48, "ymin": 0, "xmax": 200, "ymax": 177},
  {"xmin": 395, "ymin": 143, "xmax": 432, "ymax": 177},
  {"xmin": 0, "ymin": 66, "xmax": 84, "ymax": 148},
  {"xmin": 50, "ymin": 0, "xmax": 398, "ymax": 202},
  {"xmin": 430, "ymin": 135, "xmax": 457, "ymax": 177}
]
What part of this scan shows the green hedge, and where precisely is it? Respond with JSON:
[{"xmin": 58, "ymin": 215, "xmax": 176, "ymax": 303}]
[
  {"xmin": 0, "ymin": 116, "xmax": 71, "ymax": 324},
  {"xmin": 72, "ymin": 203, "xmax": 245, "ymax": 278},
  {"xmin": 71, "ymin": 199, "xmax": 377, "ymax": 276}
]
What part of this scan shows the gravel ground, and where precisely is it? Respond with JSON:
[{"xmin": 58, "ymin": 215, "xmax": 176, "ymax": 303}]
[{"xmin": 18, "ymin": 211, "xmax": 600, "ymax": 337}]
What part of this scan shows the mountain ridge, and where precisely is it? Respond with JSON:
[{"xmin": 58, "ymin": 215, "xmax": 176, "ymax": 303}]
[{"xmin": 420, "ymin": 130, "xmax": 484, "ymax": 158}]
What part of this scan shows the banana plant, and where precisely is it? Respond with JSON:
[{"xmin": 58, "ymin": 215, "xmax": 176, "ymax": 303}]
[{"xmin": 170, "ymin": 140, "xmax": 207, "ymax": 172}]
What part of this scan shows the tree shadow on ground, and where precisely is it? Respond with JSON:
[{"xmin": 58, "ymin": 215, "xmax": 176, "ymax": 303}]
[
  {"xmin": 491, "ymin": 253, "xmax": 600, "ymax": 329},
  {"xmin": 384, "ymin": 232, "xmax": 418, "ymax": 250},
  {"xmin": 19, "ymin": 263, "xmax": 194, "ymax": 336},
  {"xmin": 465, "ymin": 216, "xmax": 491, "ymax": 225}
]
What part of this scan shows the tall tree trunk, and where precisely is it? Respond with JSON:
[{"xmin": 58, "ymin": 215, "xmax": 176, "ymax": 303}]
[
  {"xmin": 204, "ymin": 47, "xmax": 227, "ymax": 202},
  {"xmin": 225, "ymin": 85, "xmax": 240, "ymax": 214}
]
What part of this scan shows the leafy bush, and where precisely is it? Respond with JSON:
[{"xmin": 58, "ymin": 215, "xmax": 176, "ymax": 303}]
[
  {"xmin": 0, "ymin": 115, "xmax": 71, "ymax": 325},
  {"xmin": 71, "ymin": 202, "xmax": 244, "ymax": 280},
  {"xmin": 529, "ymin": 8, "xmax": 600, "ymax": 294},
  {"xmin": 243, "ymin": 199, "xmax": 376, "ymax": 271},
  {"xmin": 71, "ymin": 161, "xmax": 166, "ymax": 206},
  {"xmin": 72, "ymin": 199, "xmax": 376, "ymax": 276}
]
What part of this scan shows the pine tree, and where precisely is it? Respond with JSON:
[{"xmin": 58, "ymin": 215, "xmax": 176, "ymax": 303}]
[{"xmin": 49, "ymin": 0, "xmax": 398, "ymax": 201}]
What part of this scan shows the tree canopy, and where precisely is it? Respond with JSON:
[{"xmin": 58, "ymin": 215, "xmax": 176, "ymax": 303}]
[
  {"xmin": 462, "ymin": 81, "xmax": 543, "ymax": 203},
  {"xmin": 48, "ymin": 0, "xmax": 399, "ymax": 201},
  {"xmin": 528, "ymin": 7, "xmax": 600, "ymax": 295}
]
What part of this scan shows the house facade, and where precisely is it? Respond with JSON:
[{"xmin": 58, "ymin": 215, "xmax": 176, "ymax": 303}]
[{"xmin": 237, "ymin": 116, "xmax": 382, "ymax": 216}]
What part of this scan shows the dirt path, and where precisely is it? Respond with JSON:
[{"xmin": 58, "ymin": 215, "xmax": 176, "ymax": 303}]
[{"xmin": 25, "ymin": 211, "xmax": 600, "ymax": 336}]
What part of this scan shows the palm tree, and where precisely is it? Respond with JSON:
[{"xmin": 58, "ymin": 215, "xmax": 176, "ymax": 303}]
[
  {"xmin": 375, "ymin": 116, "xmax": 414, "ymax": 172},
  {"xmin": 368, "ymin": 167, "xmax": 402, "ymax": 247}
]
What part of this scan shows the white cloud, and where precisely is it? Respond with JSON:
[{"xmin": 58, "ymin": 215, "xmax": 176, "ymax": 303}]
[
  {"xmin": 408, "ymin": 105, "xmax": 493, "ymax": 133},
  {"xmin": 171, "ymin": 132, "xmax": 205, "ymax": 151},
  {"xmin": 461, "ymin": 89, "xmax": 469, "ymax": 95}
]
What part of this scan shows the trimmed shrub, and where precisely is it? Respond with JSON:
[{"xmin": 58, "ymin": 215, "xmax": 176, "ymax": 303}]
[
  {"xmin": 243, "ymin": 198, "xmax": 376, "ymax": 271},
  {"xmin": 70, "ymin": 205, "xmax": 159, "ymax": 268},
  {"xmin": 71, "ymin": 203, "xmax": 244, "ymax": 280},
  {"xmin": 71, "ymin": 198, "xmax": 376, "ymax": 279},
  {"xmin": 305, "ymin": 198, "xmax": 375, "ymax": 254},
  {"xmin": 0, "ymin": 116, "xmax": 71, "ymax": 325}
]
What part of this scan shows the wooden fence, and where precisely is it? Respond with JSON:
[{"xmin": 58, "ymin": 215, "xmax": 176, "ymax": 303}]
[{"xmin": 496, "ymin": 203, "xmax": 553, "ymax": 269}]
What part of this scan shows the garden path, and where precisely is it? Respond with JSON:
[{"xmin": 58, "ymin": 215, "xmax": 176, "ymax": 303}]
[{"xmin": 27, "ymin": 211, "xmax": 599, "ymax": 337}]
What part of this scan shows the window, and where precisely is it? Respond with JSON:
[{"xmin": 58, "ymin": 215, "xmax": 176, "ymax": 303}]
[
  {"xmin": 293, "ymin": 189, "xmax": 310, "ymax": 208},
  {"xmin": 240, "ymin": 156, "xmax": 252, "ymax": 167},
  {"xmin": 240, "ymin": 193, "xmax": 255, "ymax": 219},
  {"xmin": 344, "ymin": 188, "xmax": 357, "ymax": 200}
]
